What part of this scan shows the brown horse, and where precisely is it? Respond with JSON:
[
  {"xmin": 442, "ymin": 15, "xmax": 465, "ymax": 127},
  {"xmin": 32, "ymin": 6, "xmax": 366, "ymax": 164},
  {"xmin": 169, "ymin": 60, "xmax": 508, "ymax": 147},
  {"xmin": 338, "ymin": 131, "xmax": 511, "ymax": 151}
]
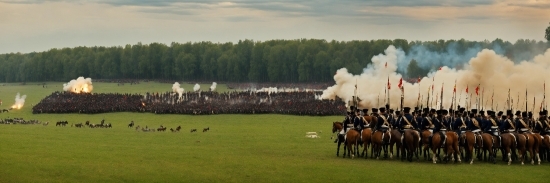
[
  {"xmin": 500, "ymin": 132, "xmax": 517, "ymax": 165},
  {"xmin": 516, "ymin": 133, "xmax": 528, "ymax": 165},
  {"xmin": 401, "ymin": 129, "xmax": 420, "ymax": 162},
  {"xmin": 540, "ymin": 133, "xmax": 550, "ymax": 162},
  {"xmin": 389, "ymin": 129, "xmax": 402, "ymax": 159},
  {"xmin": 530, "ymin": 133, "xmax": 542, "ymax": 165},
  {"xmin": 431, "ymin": 131, "xmax": 461, "ymax": 163},
  {"xmin": 420, "ymin": 130, "xmax": 432, "ymax": 160},
  {"xmin": 479, "ymin": 133, "xmax": 496, "ymax": 163},
  {"xmin": 461, "ymin": 131, "xmax": 477, "ymax": 164},
  {"xmin": 345, "ymin": 129, "xmax": 361, "ymax": 159},
  {"xmin": 361, "ymin": 127, "xmax": 373, "ymax": 159},
  {"xmin": 372, "ymin": 128, "xmax": 391, "ymax": 159}
]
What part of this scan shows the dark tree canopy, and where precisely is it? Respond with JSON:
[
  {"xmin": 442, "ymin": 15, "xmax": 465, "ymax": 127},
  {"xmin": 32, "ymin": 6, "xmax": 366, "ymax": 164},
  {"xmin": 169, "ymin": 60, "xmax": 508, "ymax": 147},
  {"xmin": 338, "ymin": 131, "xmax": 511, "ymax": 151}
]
[{"xmin": 0, "ymin": 39, "xmax": 548, "ymax": 83}]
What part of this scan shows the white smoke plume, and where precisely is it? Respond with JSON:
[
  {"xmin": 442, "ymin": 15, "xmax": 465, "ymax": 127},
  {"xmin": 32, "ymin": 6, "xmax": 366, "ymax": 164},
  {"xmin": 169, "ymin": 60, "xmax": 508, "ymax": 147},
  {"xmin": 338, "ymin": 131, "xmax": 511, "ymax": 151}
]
[
  {"xmin": 11, "ymin": 92, "xmax": 27, "ymax": 109},
  {"xmin": 210, "ymin": 82, "xmax": 217, "ymax": 91},
  {"xmin": 172, "ymin": 82, "xmax": 184, "ymax": 98},
  {"xmin": 322, "ymin": 45, "xmax": 550, "ymax": 112},
  {"xmin": 63, "ymin": 77, "xmax": 93, "ymax": 93},
  {"xmin": 193, "ymin": 83, "xmax": 200, "ymax": 92}
]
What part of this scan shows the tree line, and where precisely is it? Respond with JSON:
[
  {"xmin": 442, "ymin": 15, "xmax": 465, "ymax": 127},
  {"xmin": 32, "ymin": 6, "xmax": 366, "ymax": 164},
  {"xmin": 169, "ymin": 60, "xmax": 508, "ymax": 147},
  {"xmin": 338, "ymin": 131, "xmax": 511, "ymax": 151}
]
[{"xmin": 0, "ymin": 39, "xmax": 548, "ymax": 83}]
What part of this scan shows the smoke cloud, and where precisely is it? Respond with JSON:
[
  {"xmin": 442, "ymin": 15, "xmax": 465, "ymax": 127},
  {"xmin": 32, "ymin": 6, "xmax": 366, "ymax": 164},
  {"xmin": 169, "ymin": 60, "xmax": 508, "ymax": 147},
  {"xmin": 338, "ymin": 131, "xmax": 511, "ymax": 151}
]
[
  {"xmin": 193, "ymin": 83, "xmax": 200, "ymax": 92},
  {"xmin": 12, "ymin": 92, "xmax": 27, "ymax": 109},
  {"xmin": 172, "ymin": 82, "xmax": 184, "ymax": 98},
  {"xmin": 63, "ymin": 77, "xmax": 93, "ymax": 93},
  {"xmin": 210, "ymin": 82, "xmax": 217, "ymax": 91},
  {"xmin": 322, "ymin": 45, "xmax": 550, "ymax": 112}
]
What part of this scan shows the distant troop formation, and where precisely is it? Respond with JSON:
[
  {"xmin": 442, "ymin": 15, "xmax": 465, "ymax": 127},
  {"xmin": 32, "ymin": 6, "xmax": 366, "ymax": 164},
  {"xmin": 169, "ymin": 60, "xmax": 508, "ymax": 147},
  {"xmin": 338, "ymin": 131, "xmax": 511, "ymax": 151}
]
[
  {"xmin": 32, "ymin": 91, "xmax": 345, "ymax": 116},
  {"xmin": 333, "ymin": 104, "xmax": 550, "ymax": 165}
]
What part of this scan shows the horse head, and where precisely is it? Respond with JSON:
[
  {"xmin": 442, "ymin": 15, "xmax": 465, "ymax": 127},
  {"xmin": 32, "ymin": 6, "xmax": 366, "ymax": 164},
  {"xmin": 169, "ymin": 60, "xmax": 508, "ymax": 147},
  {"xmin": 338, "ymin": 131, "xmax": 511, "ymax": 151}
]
[{"xmin": 332, "ymin": 122, "xmax": 342, "ymax": 133}]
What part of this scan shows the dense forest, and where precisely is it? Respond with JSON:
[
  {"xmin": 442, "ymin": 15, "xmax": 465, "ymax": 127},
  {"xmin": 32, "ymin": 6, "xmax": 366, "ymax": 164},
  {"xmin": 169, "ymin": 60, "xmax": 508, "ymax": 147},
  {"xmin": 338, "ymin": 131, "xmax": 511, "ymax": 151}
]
[{"xmin": 0, "ymin": 39, "xmax": 548, "ymax": 83}]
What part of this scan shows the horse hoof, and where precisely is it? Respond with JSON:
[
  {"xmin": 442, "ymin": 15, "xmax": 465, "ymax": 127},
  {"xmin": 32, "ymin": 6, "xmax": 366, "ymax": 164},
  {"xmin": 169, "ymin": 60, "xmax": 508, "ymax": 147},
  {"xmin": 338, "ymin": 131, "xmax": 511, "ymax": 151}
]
[
  {"xmin": 470, "ymin": 161, "xmax": 473, "ymax": 165},
  {"xmin": 521, "ymin": 162, "xmax": 524, "ymax": 165}
]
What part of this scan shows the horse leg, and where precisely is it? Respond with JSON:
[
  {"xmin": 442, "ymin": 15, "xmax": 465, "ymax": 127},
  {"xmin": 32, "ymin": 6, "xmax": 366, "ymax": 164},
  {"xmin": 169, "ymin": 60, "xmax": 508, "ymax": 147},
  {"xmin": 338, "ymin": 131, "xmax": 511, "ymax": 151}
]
[{"xmin": 336, "ymin": 141, "xmax": 341, "ymax": 157}]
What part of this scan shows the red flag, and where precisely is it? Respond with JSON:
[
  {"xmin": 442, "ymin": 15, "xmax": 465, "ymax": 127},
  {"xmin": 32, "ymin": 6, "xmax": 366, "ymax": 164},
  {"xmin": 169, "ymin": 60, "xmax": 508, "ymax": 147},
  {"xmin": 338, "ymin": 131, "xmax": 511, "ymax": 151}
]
[
  {"xmin": 398, "ymin": 78, "xmax": 403, "ymax": 88},
  {"xmin": 387, "ymin": 77, "xmax": 391, "ymax": 90},
  {"xmin": 417, "ymin": 77, "xmax": 421, "ymax": 83},
  {"xmin": 385, "ymin": 62, "xmax": 388, "ymax": 68},
  {"xmin": 439, "ymin": 67, "xmax": 442, "ymax": 70},
  {"xmin": 475, "ymin": 85, "xmax": 480, "ymax": 95},
  {"xmin": 466, "ymin": 86, "xmax": 469, "ymax": 93},
  {"xmin": 453, "ymin": 84, "xmax": 456, "ymax": 93},
  {"xmin": 431, "ymin": 84, "xmax": 434, "ymax": 91}
]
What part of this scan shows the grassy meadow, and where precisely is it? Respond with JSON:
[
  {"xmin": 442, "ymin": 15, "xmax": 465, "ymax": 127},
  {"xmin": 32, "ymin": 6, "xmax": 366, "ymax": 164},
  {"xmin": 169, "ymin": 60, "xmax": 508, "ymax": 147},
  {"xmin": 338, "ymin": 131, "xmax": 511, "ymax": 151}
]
[{"xmin": 0, "ymin": 81, "xmax": 549, "ymax": 182}]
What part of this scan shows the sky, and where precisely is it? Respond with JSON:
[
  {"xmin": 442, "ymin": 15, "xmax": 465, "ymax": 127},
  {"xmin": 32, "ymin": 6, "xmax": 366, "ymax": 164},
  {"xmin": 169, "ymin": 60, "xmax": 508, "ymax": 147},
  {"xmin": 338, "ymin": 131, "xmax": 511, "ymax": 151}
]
[{"xmin": 0, "ymin": 0, "xmax": 549, "ymax": 54}]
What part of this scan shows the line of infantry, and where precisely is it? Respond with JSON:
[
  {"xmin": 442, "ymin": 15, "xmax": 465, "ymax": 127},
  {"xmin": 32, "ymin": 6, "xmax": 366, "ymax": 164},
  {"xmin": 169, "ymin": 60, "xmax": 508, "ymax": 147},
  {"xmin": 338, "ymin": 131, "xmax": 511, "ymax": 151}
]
[{"xmin": 336, "ymin": 102, "xmax": 550, "ymax": 163}]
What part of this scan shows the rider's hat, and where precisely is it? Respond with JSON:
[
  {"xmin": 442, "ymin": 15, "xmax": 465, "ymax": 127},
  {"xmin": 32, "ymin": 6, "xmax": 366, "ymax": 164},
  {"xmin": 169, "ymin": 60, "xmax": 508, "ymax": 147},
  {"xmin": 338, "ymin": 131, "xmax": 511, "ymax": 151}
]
[
  {"xmin": 497, "ymin": 111, "xmax": 503, "ymax": 116},
  {"xmin": 430, "ymin": 108, "xmax": 436, "ymax": 113},
  {"xmin": 395, "ymin": 111, "xmax": 401, "ymax": 115},
  {"xmin": 379, "ymin": 107, "xmax": 386, "ymax": 113},
  {"xmin": 404, "ymin": 107, "xmax": 411, "ymax": 113},
  {"xmin": 471, "ymin": 109, "xmax": 478, "ymax": 114},
  {"xmin": 442, "ymin": 110, "xmax": 448, "ymax": 115},
  {"xmin": 363, "ymin": 109, "xmax": 368, "ymax": 113},
  {"xmin": 528, "ymin": 112, "xmax": 533, "ymax": 118},
  {"xmin": 506, "ymin": 110, "xmax": 513, "ymax": 116},
  {"xmin": 539, "ymin": 111, "xmax": 545, "ymax": 116},
  {"xmin": 515, "ymin": 111, "xmax": 521, "ymax": 116},
  {"xmin": 350, "ymin": 106, "xmax": 355, "ymax": 111},
  {"xmin": 371, "ymin": 108, "xmax": 378, "ymax": 113},
  {"xmin": 521, "ymin": 111, "xmax": 528, "ymax": 117},
  {"xmin": 479, "ymin": 110, "xmax": 485, "ymax": 115},
  {"xmin": 389, "ymin": 109, "xmax": 394, "ymax": 114}
]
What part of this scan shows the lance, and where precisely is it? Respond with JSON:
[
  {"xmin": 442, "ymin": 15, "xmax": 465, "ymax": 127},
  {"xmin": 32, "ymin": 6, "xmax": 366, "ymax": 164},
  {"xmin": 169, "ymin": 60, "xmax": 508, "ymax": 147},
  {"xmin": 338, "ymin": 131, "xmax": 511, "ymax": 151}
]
[
  {"xmin": 435, "ymin": 93, "xmax": 439, "ymax": 110},
  {"xmin": 469, "ymin": 93, "xmax": 472, "ymax": 111},
  {"xmin": 545, "ymin": 80, "xmax": 547, "ymax": 110},
  {"xmin": 431, "ymin": 84, "xmax": 434, "ymax": 108},
  {"xmin": 426, "ymin": 87, "xmax": 430, "ymax": 109},
  {"xmin": 481, "ymin": 87, "xmax": 484, "ymax": 110},
  {"xmin": 533, "ymin": 96, "xmax": 536, "ymax": 113},
  {"xmin": 516, "ymin": 93, "xmax": 520, "ymax": 111},
  {"xmin": 421, "ymin": 95, "xmax": 424, "ymax": 109},
  {"xmin": 378, "ymin": 93, "xmax": 380, "ymax": 108},
  {"xmin": 384, "ymin": 86, "xmax": 387, "ymax": 105},
  {"xmin": 525, "ymin": 88, "xmax": 528, "ymax": 112},
  {"xmin": 491, "ymin": 86, "xmax": 498, "ymax": 110},
  {"xmin": 459, "ymin": 91, "xmax": 462, "ymax": 107},
  {"xmin": 400, "ymin": 86, "xmax": 404, "ymax": 112},
  {"xmin": 354, "ymin": 78, "xmax": 357, "ymax": 107},
  {"xmin": 508, "ymin": 88, "xmax": 511, "ymax": 110},
  {"xmin": 440, "ymin": 83, "xmax": 444, "ymax": 110}
]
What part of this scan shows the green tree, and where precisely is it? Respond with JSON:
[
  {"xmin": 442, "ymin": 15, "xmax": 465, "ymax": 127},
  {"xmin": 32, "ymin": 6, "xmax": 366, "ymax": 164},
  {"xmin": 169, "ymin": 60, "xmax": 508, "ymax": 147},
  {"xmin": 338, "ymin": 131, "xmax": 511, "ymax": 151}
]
[{"xmin": 546, "ymin": 22, "xmax": 550, "ymax": 41}]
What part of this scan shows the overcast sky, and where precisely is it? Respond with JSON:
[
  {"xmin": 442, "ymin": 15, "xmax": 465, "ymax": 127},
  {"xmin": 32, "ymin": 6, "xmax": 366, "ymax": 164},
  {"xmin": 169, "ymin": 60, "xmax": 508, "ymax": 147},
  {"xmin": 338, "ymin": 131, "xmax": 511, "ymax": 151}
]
[{"xmin": 1, "ymin": 0, "xmax": 549, "ymax": 54}]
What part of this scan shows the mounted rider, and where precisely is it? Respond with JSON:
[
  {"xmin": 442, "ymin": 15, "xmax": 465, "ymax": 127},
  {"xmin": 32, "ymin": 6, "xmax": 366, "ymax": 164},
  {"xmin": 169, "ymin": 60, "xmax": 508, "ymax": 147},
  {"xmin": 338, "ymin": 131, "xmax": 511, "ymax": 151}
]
[
  {"xmin": 398, "ymin": 107, "xmax": 416, "ymax": 132},
  {"xmin": 353, "ymin": 108, "xmax": 365, "ymax": 133},
  {"xmin": 420, "ymin": 108, "xmax": 435, "ymax": 135},
  {"xmin": 375, "ymin": 107, "xmax": 391, "ymax": 133},
  {"xmin": 500, "ymin": 110, "xmax": 516, "ymax": 133},
  {"xmin": 533, "ymin": 110, "xmax": 547, "ymax": 134},
  {"xmin": 434, "ymin": 109, "xmax": 448, "ymax": 145},
  {"xmin": 515, "ymin": 111, "xmax": 530, "ymax": 134},
  {"xmin": 485, "ymin": 111, "xmax": 501, "ymax": 136},
  {"xmin": 453, "ymin": 107, "xmax": 468, "ymax": 136},
  {"xmin": 336, "ymin": 106, "xmax": 356, "ymax": 142},
  {"xmin": 468, "ymin": 109, "xmax": 482, "ymax": 135}
]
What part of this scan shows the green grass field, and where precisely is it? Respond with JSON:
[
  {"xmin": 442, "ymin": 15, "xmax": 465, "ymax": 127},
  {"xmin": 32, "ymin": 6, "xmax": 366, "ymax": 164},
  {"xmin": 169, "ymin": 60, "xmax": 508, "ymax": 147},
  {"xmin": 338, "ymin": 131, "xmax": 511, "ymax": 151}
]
[{"xmin": 0, "ymin": 82, "xmax": 549, "ymax": 182}]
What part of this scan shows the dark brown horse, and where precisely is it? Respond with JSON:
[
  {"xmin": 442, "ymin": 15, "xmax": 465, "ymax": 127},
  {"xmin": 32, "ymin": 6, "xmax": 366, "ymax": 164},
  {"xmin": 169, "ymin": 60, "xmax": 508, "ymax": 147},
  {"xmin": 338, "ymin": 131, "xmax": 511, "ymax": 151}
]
[
  {"xmin": 431, "ymin": 131, "xmax": 461, "ymax": 163},
  {"xmin": 401, "ymin": 129, "xmax": 420, "ymax": 162},
  {"xmin": 500, "ymin": 133, "xmax": 517, "ymax": 165},
  {"xmin": 332, "ymin": 122, "xmax": 346, "ymax": 157},
  {"xmin": 540, "ymin": 133, "xmax": 550, "ymax": 162},
  {"xmin": 461, "ymin": 131, "xmax": 477, "ymax": 164}
]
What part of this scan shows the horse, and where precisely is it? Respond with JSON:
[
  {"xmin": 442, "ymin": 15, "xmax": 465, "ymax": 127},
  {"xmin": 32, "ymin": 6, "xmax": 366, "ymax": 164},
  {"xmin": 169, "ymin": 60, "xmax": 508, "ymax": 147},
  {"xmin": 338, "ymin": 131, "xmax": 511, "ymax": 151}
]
[
  {"xmin": 515, "ymin": 133, "xmax": 528, "ymax": 165},
  {"xmin": 203, "ymin": 127, "xmax": 210, "ymax": 132},
  {"xmin": 344, "ymin": 129, "xmax": 361, "ymax": 158},
  {"xmin": 479, "ymin": 133, "xmax": 496, "ymax": 163},
  {"xmin": 190, "ymin": 129, "xmax": 197, "ymax": 133},
  {"xmin": 521, "ymin": 132, "xmax": 539, "ymax": 165},
  {"xmin": 170, "ymin": 128, "xmax": 175, "ymax": 132},
  {"xmin": 420, "ymin": 130, "xmax": 432, "ymax": 160},
  {"xmin": 2, "ymin": 109, "xmax": 9, "ymax": 113},
  {"xmin": 371, "ymin": 127, "xmax": 391, "ymax": 159},
  {"xmin": 158, "ymin": 126, "xmax": 167, "ymax": 131},
  {"xmin": 431, "ymin": 131, "xmax": 461, "ymax": 163},
  {"xmin": 128, "ymin": 121, "xmax": 134, "ymax": 128},
  {"xmin": 360, "ymin": 127, "xmax": 372, "ymax": 159},
  {"xmin": 401, "ymin": 129, "xmax": 420, "ymax": 162},
  {"xmin": 176, "ymin": 126, "xmax": 181, "ymax": 132},
  {"xmin": 389, "ymin": 128, "xmax": 402, "ymax": 159},
  {"xmin": 332, "ymin": 122, "xmax": 346, "ymax": 157},
  {"xmin": 500, "ymin": 132, "xmax": 518, "ymax": 165},
  {"xmin": 530, "ymin": 132, "xmax": 542, "ymax": 165},
  {"xmin": 461, "ymin": 131, "xmax": 478, "ymax": 164},
  {"xmin": 540, "ymin": 133, "xmax": 550, "ymax": 162}
]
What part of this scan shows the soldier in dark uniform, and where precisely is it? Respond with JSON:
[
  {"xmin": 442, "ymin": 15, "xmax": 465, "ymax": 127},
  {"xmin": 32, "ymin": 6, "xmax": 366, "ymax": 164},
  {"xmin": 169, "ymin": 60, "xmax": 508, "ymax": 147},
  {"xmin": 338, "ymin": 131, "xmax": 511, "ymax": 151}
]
[
  {"xmin": 393, "ymin": 110, "xmax": 401, "ymax": 129},
  {"xmin": 362, "ymin": 109, "xmax": 370, "ymax": 128},
  {"xmin": 468, "ymin": 109, "xmax": 482, "ymax": 134},
  {"xmin": 500, "ymin": 110, "xmax": 516, "ymax": 133},
  {"xmin": 399, "ymin": 107, "xmax": 416, "ymax": 132},
  {"xmin": 337, "ymin": 106, "xmax": 355, "ymax": 142},
  {"xmin": 516, "ymin": 112, "xmax": 530, "ymax": 133},
  {"xmin": 486, "ymin": 111, "xmax": 500, "ymax": 136},
  {"xmin": 532, "ymin": 111, "xmax": 546, "ymax": 134},
  {"xmin": 375, "ymin": 107, "xmax": 390, "ymax": 133},
  {"xmin": 453, "ymin": 107, "xmax": 468, "ymax": 136},
  {"xmin": 354, "ymin": 109, "xmax": 365, "ymax": 133},
  {"xmin": 434, "ymin": 110, "xmax": 448, "ymax": 144}
]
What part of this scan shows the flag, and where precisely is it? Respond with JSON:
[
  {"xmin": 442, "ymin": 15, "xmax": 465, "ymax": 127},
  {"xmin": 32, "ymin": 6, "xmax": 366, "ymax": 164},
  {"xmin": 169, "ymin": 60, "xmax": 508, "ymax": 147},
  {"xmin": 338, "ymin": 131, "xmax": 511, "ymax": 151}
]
[
  {"xmin": 466, "ymin": 86, "xmax": 469, "ymax": 93},
  {"xmin": 398, "ymin": 78, "xmax": 403, "ymax": 88},
  {"xmin": 475, "ymin": 85, "xmax": 479, "ymax": 95},
  {"xmin": 417, "ymin": 77, "xmax": 421, "ymax": 83},
  {"xmin": 439, "ymin": 67, "xmax": 442, "ymax": 70},
  {"xmin": 387, "ymin": 77, "xmax": 391, "ymax": 90},
  {"xmin": 385, "ymin": 62, "xmax": 388, "ymax": 68},
  {"xmin": 431, "ymin": 84, "xmax": 434, "ymax": 92},
  {"xmin": 453, "ymin": 83, "xmax": 456, "ymax": 93}
]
